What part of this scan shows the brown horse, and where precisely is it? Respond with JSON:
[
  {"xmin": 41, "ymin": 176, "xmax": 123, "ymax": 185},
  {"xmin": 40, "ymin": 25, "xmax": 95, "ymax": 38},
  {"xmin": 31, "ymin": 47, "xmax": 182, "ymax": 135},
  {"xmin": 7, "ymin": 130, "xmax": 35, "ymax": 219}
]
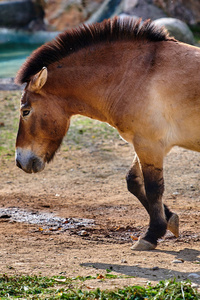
[{"xmin": 15, "ymin": 17, "xmax": 200, "ymax": 251}]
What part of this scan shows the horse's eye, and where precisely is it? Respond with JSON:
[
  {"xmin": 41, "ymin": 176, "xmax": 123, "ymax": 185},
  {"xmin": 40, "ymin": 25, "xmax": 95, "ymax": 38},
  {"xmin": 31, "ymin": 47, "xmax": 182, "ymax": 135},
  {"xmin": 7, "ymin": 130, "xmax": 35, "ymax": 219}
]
[{"xmin": 22, "ymin": 110, "xmax": 30, "ymax": 117}]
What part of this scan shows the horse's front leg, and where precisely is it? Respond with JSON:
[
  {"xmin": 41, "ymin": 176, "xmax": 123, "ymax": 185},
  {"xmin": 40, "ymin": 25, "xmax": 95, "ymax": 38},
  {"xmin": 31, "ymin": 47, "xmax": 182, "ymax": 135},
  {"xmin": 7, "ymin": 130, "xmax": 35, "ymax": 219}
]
[
  {"xmin": 126, "ymin": 155, "xmax": 179, "ymax": 246},
  {"xmin": 131, "ymin": 162, "xmax": 167, "ymax": 250}
]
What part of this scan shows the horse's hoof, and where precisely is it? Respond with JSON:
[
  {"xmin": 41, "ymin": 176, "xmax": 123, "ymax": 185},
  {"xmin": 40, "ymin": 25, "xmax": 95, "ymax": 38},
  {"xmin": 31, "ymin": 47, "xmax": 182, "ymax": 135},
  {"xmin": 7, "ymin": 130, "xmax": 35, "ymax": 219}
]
[
  {"xmin": 167, "ymin": 213, "xmax": 179, "ymax": 237},
  {"xmin": 131, "ymin": 238, "xmax": 156, "ymax": 251}
]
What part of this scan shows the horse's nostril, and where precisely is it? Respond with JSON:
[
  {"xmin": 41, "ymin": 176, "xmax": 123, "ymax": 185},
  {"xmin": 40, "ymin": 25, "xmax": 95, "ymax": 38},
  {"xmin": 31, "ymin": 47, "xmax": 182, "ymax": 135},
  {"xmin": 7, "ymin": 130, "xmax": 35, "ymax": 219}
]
[
  {"xmin": 32, "ymin": 158, "xmax": 37, "ymax": 170},
  {"xmin": 16, "ymin": 159, "xmax": 22, "ymax": 169},
  {"xmin": 31, "ymin": 157, "xmax": 44, "ymax": 173}
]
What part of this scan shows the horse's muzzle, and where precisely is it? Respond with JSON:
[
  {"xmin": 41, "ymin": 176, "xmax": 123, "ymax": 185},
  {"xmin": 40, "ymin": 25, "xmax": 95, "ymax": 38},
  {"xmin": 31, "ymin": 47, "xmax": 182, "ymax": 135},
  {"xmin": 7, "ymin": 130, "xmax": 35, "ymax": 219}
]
[{"xmin": 15, "ymin": 148, "xmax": 45, "ymax": 173}]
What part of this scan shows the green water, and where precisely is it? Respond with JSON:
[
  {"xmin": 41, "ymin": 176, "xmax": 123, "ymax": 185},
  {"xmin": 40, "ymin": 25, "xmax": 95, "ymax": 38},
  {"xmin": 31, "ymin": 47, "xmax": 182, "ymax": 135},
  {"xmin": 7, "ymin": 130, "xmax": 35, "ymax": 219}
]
[{"xmin": 0, "ymin": 43, "xmax": 41, "ymax": 78}]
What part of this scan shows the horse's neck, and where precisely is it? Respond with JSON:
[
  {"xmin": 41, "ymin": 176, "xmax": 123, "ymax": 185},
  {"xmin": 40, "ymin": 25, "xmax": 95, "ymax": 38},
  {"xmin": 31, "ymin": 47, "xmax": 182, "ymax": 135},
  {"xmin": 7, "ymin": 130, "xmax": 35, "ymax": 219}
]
[{"xmin": 46, "ymin": 41, "xmax": 138, "ymax": 126}]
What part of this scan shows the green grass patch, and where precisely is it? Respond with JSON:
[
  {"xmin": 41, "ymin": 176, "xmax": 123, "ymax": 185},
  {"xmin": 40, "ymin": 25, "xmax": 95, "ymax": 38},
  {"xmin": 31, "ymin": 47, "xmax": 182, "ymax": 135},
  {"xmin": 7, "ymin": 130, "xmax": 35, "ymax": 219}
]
[
  {"xmin": 0, "ymin": 274, "xmax": 199, "ymax": 299},
  {"xmin": 190, "ymin": 25, "xmax": 200, "ymax": 45},
  {"xmin": 0, "ymin": 91, "xmax": 20, "ymax": 159},
  {"xmin": 63, "ymin": 115, "xmax": 119, "ymax": 151},
  {"xmin": 193, "ymin": 33, "xmax": 200, "ymax": 45}
]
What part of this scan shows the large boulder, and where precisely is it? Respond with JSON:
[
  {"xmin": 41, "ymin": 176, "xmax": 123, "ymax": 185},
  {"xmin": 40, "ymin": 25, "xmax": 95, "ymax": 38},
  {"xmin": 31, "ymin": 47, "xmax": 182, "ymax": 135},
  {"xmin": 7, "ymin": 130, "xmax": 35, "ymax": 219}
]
[
  {"xmin": 86, "ymin": 0, "xmax": 123, "ymax": 24},
  {"xmin": 153, "ymin": 0, "xmax": 200, "ymax": 26},
  {"xmin": 153, "ymin": 18, "xmax": 195, "ymax": 44},
  {"xmin": 45, "ymin": 0, "xmax": 104, "ymax": 31},
  {"xmin": 0, "ymin": 0, "xmax": 45, "ymax": 30},
  {"xmin": 122, "ymin": 0, "xmax": 167, "ymax": 20}
]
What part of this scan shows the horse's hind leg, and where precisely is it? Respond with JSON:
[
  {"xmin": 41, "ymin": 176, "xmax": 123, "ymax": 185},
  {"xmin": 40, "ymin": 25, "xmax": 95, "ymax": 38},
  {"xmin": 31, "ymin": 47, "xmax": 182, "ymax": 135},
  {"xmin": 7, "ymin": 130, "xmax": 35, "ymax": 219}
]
[
  {"xmin": 126, "ymin": 155, "xmax": 149, "ymax": 211},
  {"xmin": 126, "ymin": 155, "xmax": 179, "ymax": 240}
]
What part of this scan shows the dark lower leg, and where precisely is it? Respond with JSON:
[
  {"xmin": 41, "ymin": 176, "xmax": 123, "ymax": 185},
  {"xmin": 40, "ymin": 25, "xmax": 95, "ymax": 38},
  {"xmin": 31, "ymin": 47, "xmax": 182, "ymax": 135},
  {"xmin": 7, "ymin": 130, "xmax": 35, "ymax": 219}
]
[
  {"xmin": 126, "ymin": 169, "xmax": 149, "ymax": 211},
  {"xmin": 164, "ymin": 204, "xmax": 173, "ymax": 221},
  {"xmin": 143, "ymin": 206, "xmax": 167, "ymax": 245},
  {"xmin": 142, "ymin": 164, "xmax": 167, "ymax": 245},
  {"xmin": 126, "ymin": 159, "xmax": 173, "ymax": 221}
]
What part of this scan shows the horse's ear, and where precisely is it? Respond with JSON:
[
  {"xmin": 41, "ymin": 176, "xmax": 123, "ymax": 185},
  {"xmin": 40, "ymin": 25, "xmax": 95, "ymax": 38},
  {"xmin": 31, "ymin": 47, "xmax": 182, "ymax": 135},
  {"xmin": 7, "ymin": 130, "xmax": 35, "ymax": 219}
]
[{"xmin": 29, "ymin": 67, "xmax": 48, "ymax": 92}]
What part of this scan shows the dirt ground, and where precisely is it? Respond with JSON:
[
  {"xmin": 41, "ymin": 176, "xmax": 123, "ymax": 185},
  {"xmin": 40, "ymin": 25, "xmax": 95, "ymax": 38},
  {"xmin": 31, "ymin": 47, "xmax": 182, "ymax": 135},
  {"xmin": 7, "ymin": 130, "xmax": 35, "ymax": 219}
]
[{"xmin": 0, "ymin": 114, "xmax": 200, "ymax": 290}]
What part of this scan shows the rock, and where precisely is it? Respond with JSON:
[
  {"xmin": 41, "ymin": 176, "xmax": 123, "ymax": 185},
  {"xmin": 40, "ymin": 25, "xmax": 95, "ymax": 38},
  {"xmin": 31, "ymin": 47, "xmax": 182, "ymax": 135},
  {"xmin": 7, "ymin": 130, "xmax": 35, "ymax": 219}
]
[
  {"xmin": 0, "ymin": 0, "xmax": 45, "ymax": 30},
  {"xmin": 153, "ymin": 18, "xmax": 195, "ymax": 44},
  {"xmin": 86, "ymin": 0, "xmax": 123, "ymax": 24},
  {"xmin": 119, "ymin": 14, "xmax": 139, "ymax": 22},
  {"xmin": 187, "ymin": 273, "xmax": 200, "ymax": 279},
  {"xmin": 172, "ymin": 192, "xmax": 180, "ymax": 196},
  {"xmin": 0, "ymin": 214, "xmax": 10, "ymax": 219},
  {"xmin": 78, "ymin": 230, "xmax": 89, "ymax": 237},
  {"xmin": 153, "ymin": 0, "xmax": 200, "ymax": 26},
  {"xmin": 122, "ymin": 0, "xmax": 167, "ymax": 20},
  {"xmin": 45, "ymin": 0, "xmax": 85, "ymax": 31},
  {"xmin": 172, "ymin": 259, "xmax": 184, "ymax": 263},
  {"xmin": 45, "ymin": 0, "xmax": 104, "ymax": 30}
]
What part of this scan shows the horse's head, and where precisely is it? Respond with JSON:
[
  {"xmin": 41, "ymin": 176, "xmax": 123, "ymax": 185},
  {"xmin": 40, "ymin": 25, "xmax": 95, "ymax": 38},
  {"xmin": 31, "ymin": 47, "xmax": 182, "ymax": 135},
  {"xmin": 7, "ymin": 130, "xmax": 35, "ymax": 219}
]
[{"xmin": 15, "ymin": 67, "xmax": 70, "ymax": 173}]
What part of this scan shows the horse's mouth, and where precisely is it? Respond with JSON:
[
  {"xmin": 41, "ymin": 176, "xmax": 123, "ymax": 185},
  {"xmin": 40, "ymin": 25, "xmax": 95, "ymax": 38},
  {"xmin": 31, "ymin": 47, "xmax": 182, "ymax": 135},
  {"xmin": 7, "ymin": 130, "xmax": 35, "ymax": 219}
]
[
  {"xmin": 16, "ymin": 157, "xmax": 45, "ymax": 173},
  {"xmin": 15, "ymin": 148, "xmax": 45, "ymax": 173}
]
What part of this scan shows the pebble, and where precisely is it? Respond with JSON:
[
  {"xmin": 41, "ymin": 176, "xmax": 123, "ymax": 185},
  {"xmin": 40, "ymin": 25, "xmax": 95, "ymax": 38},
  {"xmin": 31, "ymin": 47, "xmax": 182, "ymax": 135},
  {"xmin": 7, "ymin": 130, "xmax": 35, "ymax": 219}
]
[
  {"xmin": 78, "ymin": 230, "xmax": 89, "ymax": 236},
  {"xmin": 152, "ymin": 266, "xmax": 159, "ymax": 271},
  {"xmin": 172, "ymin": 259, "xmax": 184, "ymax": 263},
  {"xmin": 187, "ymin": 273, "xmax": 200, "ymax": 279},
  {"xmin": 0, "ymin": 214, "xmax": 11, "ymax": 219}
]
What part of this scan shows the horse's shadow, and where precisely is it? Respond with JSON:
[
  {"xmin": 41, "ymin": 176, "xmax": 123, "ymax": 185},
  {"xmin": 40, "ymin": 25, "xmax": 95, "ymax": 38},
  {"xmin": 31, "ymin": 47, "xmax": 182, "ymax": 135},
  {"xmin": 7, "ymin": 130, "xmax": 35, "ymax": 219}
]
[
  {"xmin": 81, "ymin": 248, "xmax": 200, "ymax": 285},
  {"xmin": 157, "ymin": 248, "xmax": 200, "ymax": 262}
]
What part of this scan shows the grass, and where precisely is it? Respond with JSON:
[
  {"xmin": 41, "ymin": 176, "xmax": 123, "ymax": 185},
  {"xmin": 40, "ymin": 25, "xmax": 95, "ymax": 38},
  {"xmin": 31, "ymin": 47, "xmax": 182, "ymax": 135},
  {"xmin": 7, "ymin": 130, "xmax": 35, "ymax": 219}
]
[
  {"xmin": 0, "ymin": 91, "xmax": 20, "ymax": 159},
  {"xmin": 63, "ymin": 115, "xmax": 119, "ymax": 151},
  {"xmin": 0, "ymin": 275, "xmax": 199, "ymax": 299},
  {"xmin": 193, "ymin": 33, "xmax": 200, "ymax": 45},
  {"xmin": 191, "ymin": 25, "xmax": 200, "ymax": 45}
]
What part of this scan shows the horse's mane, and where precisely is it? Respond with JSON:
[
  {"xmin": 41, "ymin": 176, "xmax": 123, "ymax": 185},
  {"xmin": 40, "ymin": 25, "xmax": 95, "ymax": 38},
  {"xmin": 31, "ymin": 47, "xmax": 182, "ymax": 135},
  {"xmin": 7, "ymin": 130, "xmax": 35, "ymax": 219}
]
[{"xmin": 16, "ymin": 17, "xmax": 175, "ymax": 84}]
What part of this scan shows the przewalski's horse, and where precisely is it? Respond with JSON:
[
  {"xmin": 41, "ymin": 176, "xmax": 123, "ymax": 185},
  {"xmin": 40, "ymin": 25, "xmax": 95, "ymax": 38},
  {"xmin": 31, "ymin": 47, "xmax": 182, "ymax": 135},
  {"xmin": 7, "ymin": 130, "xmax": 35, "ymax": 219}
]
[{"xmin": 15, "ymin": 17, "xmax": 200, "ymax": 251}]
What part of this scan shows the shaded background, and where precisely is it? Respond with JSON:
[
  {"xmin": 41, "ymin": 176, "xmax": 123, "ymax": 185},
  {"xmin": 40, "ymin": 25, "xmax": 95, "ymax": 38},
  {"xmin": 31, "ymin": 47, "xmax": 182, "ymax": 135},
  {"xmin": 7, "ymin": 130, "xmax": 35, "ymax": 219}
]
[{"xmin": 0, "ymin": 0, "xmax": 200, "ymax": 80}]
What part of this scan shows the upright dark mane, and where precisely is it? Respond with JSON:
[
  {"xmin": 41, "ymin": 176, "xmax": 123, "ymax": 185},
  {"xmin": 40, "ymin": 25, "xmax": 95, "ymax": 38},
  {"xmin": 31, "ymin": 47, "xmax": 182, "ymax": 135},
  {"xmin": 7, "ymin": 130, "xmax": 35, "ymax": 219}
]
[{"xmin": 16, "ymin": 17, "xmax": 174, "ymax": 84}]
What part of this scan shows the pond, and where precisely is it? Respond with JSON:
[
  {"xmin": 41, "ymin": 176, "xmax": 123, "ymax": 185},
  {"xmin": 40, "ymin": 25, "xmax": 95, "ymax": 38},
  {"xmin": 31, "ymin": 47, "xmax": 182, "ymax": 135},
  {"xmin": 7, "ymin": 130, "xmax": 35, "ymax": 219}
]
[{"xmin": 0, "ymin": 43, "xmax": 41, "ymax": 78}]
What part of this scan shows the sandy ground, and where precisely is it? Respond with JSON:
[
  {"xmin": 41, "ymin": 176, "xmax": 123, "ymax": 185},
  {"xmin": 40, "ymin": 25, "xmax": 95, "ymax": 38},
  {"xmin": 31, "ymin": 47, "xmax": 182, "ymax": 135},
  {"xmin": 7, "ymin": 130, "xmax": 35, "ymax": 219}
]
[{"xmin": 0, "ymin": 123, "xmax": 200, "ymax": 291}]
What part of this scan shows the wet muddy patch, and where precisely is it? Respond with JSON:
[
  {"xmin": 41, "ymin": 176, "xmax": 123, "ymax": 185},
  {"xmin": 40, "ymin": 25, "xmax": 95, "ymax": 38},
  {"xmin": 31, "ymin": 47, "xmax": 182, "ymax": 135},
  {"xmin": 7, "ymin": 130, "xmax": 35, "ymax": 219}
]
[
  {"xmin": 0, "ymin": 207, "xmax": 95, "ymax": 234},
  {"xmin": 0, "ymin": 207, "xmax": 139, "ymax": 243}
]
